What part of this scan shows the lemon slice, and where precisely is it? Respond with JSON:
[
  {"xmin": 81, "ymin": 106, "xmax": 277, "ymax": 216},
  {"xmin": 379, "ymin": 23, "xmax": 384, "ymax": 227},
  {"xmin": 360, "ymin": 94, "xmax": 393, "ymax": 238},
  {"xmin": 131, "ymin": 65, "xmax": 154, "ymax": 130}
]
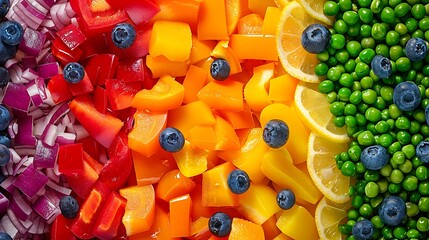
[
  {"xmin": 294, "ymin": 81, "xmax": 349, "ymax": 143},
  {"xmin": 296, "ymin": 0, "xmax": 335, "ymax": 26},
  {"xmin": 315, "ymin": 197, "xmax": 351, "ymax": 240},
  {"xmin": 276, "ymin": 1, "xmax": 321, "ymax": 83},
  {"xmin": 307, "ymin": 133, "xmax": 350, "ymax": 203}
]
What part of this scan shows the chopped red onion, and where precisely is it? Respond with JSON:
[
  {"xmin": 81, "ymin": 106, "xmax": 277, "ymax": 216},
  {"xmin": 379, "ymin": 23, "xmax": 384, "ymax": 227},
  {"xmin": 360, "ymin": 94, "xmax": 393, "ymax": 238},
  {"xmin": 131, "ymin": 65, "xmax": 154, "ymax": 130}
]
[
  {"xmin": 27, "ymin": 80, "xmax": 44, "ymax": 107},
  {"xmin": 1, "ymin": 215, "xmax": 19, "ymax": 238},
  {"xmin": 0, "ymin": 193, "xmax": 9, "ymax": 215},
  {"xmin": 46, "ymin": 179, "xmax": 71, "ymax": 196},
  {"xmin": 22, "ymin": 68, "xmax": 39, "ymax": 81},
  {"xmin": 3, "ymin": 83, "xmax": 31, "ymax": 112},
  {"xmin": 33, "ymin": 195, "xmax": 59, "ymax": 222},
  {"xmin": 7, "ymin": 208, "xmax": 28, "ymax": 234},
  {"xmin": 33, "ymin": 141, "xmax": 58, "ymax": 168},
  {"xmin": 22, "ymin": 56, "xmax": 38, "ymax": 70},
  {"xmin": 9, "ymin": 189, "xmax": 32, "ymax": 221},
  {"xmin": 19, "ymin": 28, "xmax": 47, "ymax": 57},
  {"xmin": 14, "ymin": 114, "xmax": 37, "ymax": 146},
  {"xmin": 55, "ymin": 132, "xmax": 75, "ymax": 145},
  {"xmin": 1, "ymin": 176, "xmax": 16, "ymax": 193},
  {"xmin": 13, "ymin": 164, "xmax": 49, "ymax": 199},
  {"xmin": 37, "ymin": 62, "xmax": 59, "ymax": 79}
]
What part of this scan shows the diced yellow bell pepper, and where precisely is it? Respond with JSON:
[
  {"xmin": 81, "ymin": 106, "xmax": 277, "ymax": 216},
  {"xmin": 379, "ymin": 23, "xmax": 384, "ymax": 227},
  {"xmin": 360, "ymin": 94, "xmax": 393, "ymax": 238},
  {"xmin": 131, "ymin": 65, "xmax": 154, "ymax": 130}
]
[
  {"xmin": 146, "ymin": 55, "xmax": 189, "ymax": 78},
  {"xmin": 188, "ymin": 125, "xmax": 217, "ymax": 150},
  {"xmin": 213, "ymin": 115, "xmax": 241, "ymax": 151},
  {"xmin": 262, "ymin": 215, "xmax": 282, "ymax": 240},
  {"xmin": 229, "ymin": 218, "xmax": 265, "ymax": 240},
  {"xmin": 197, "ymin": 0, "xmax": 229, "ymax": 40},
  {"xmin": 172, "ymin": 141, "xmax": 208, "ymax": 177},
  {"xmin": 273, "ymin": 233, "xmax": 294, "ymax": 240},
  {"xmin": 243, "ymin": 62, "xmax": 274, "ymax": 113},
  {"xmin": 248, "ymin": 0, "xmax": 277, "ymax": 16},
  {"xmin": 268, "ymin": 73, "xmax": 299, "ymax": 104},
  {"xmin": 149, "ymin": 20, "xmax": 192, "ymax": 62},
  {"xmin": 230, "ymin": 34, "xmax": 278, "ymax": 61},
  {"xmin": 238, "ymin": 183, "xmax": 280, "ymax": 225},
  {"xmin": 190, "ymin": 36, "xmax": 217, "ymax": 64},
  {"xmin": 260, "ymin": 148, "xmax": 322, "ymax": 204},
  {"xmin": 151, "ymin": 0, "xmax": 201, "ymax": 32},
  {"xmin": 276, "ymin": 205, "xmax": 318, "ymax": 240},
  {"xmin": 211, "ymin": 41, "xmax": 242, "ymax": 75},
  {"xmin": 261, "ymin": 6, "xmax": 281, "ymax": 35},
  {"xmin": 197, "ymin": 80, "xmax": 244, "ymax": 112}
]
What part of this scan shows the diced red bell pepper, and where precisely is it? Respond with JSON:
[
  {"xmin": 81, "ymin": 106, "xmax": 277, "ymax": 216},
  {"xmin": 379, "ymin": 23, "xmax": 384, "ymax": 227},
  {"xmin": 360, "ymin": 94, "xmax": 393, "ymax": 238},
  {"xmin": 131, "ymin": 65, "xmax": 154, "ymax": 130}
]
[
  {"xmin": 58, "ymin": 143, "xmax": 84, "ymax": 176},
  {"xmin": 47, "ymin": 74, "xmax": 73, "ymax": 104},
  {"xmin": 50, "ymin": 214, "xmax": 76, "ymax": 240},
  {"xmin": 105, "ymin": 0, "xmax": 160, "ymax": 26},
  {"xmin": 84, "ymin": 54, "xmax": 119, "ymax": 86},
  {"xmin": 78, "ymin": 137, "xmax": 101, "ymax": 161},
  {"xmin": 116, "ymin": 58, "xmax": 146, "ymax": 82},
  {"xmin": 105, "ymin": 79, "xmax": 142, "ymax": 111},
  {"xmin": 69, "ymin": 95, "xmax": 123, "ymax": 148},
  {"xmin": 98, "ymin": 131, "xmax": 133, "ymax": 191},
  {"xmin": 79, "ymin": 34, "xmax": 109, "ymax": 59},
  {"xmin": 56, "ymin": 24, "xmax": 87, "ymax": 50},
  {"xmin": 94, "ymin": 86, "xmax": 108, "ymax": 114},
  {"xmin": 69, "ymin": 0, "xmax": 129, "ymax": 35},
  {"xmin": 51, "ymin": 38, "xmax": 83, "ymax": 65},
  {"xmin": 92, "ymin": 192, "xmax": 127, "ymax": 239},
  {"xmin": 70, "ymin": 181, "xmax": 111, "ymax": 239},
  {"xmin": 67, "ymin": 71, "xmax": 94, "ymax": 96},
  {"xmin": 107, "ymin": 24, "xmax": 152, "ymax": 60}
]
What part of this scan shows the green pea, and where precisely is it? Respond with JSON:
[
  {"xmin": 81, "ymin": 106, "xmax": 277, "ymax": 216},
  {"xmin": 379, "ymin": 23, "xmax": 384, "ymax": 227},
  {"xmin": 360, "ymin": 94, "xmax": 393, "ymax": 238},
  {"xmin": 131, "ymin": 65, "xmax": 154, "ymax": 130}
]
[
  {"xmin": 394, "ymin": 3, "xmax": 411, "ymax": 17},
  {"xmin": 412, "ymin": 134, "xmax": 424, "ymax": 146},
  {"xmin": 334, "ymin": 20, "xmax": 348, "ymax": 34},
  {"xmin": 360, "ymin": 76, "xmax": 373, "ymax": 89},
  {"xmin": 358, "ymin": 8, "xmax": 373, "ymax": 24},
  {"xmin": 355, "ymin": 113, "xmax": 367, "ymax": 126},
  {"xmin": 396, "ymin": 57, "xmax": 412, "ymax": 72},
  {"xmin": 317, "ymin": 51, "xmax": 329, "ymax": 62},
  {"xmin": 411, "ymin": 4, "xmax": 426, "ymax": 19},
  {"xmin": 361, "ymin": 89, "xmax": 377, "ymax": 104},
  {"xmin": 393, "ymin": 226, "xmax": 407, "ymax": 239},
  {"xmin": 389, "ymin": 45, "xmax": 404, "ymax": 61},
  {"xmin": 380, "ymin": 86, "xmax": 394, "ymax": 101},
  {"xmin": 331, "ymin": 34, "xmax": 346, "ymax": 49},
  {"xmin": 386, "ymin": 30, "xmax": 400, "ymax": 46},
  {"xmin": 403, "ymin": 175, "xmax": 419, "ymax": 191},
  {"xmin": 333, "ymin": 116, "xmax": 345, "ymax": 128},
  {"xmin": 327, "ymin": 67, "xmax": 342, "ymax": 81},
  {"xmin": 405, "ymin": 17, "xmax": 419, "ymax": 32},
  {"xmin": 361, "ymin": 37, "xmax": 376, "ymax": 49},
  {"xmin": 374, "ymin": 97, "xmax": 386, "ymax": 110},
  {"xmin": 391, "ymin": 169, "xmax": 405, "ymax": 183},
  {"xmin": 357, "ymin": 130, "xmax": 374, "ymax": 146},
  {"xmin": 351, "ymin": 195, "xmax": 364, "ymax": 208},
  {"xmin": 407, "ymin": 229, "xmax": 421, "ymax": 239},
  {"xmin": 339, "ymin": 73, "xmax": 354, "ymax": 87},
  {"xmin": 371, "ymin": 215, "xmax": 384, "ymax": 229},
  {"xmin": 416, "ymin": 166, "xmax": 429, "ymax": 180},
  {"xmin": 379, "ymin": 133, "xmax": 394, "ymax": 147},
  {"xmin": 389, "ymin": 182, "xmax": 402, "ymax": 194},
  {"xmin": 350, "ymin": 91, "xmax": 363, "ymax": 104},
  {"xmin": 395, "ymin": 116, "xmax": 411, "ymax": 130},
  {"xmin": 419, "ymin": 181, "xmax": 429, "ymax": 195},
  {"xmin": 418, "ymin": 197, "xmax": 429, "ymax": 212},
  {"xmin": 381, "ymin": 7, "xmax": 396, "ymax": 23},
  {"xmin": 359, "ymin": 49, "xmax": 376, "ymax": 64},
  {"xmin": 370, "ymin": 0, "xmax": 383, "ymax": 13},
  {"xmin": 419, "ymin": 18, "xmax": 429, "ymax": 31},
  {"xmin": 360, "ymin": 24, "xmax": 372, "ymax": 37},
  {"xmin": 397, "ymin": 130, "xmax": 411, "ymax": 144},
  {"xmin": 341, "ymin": 161, "xmax": 356, "ymax": 176},
  {"xmin": 338, "ymin": 0, "xmax": 352, "ymax": 11},
  {"xmin": 403, "ymin": 144, "xmax": 416, "ymax": 159},
  {"xmin": 382, "ymin": 227, "xmax": 394, "ymax": 239},
  {"xmin": 348, "ymin": 145, "xmax": 361, "ymax": 161},
  {"xmin": 371, "ymin": 23, "xmax": 387, "ymax": 41},
  {"xmin": 365, "ymin": 181, "xmax": 379, "ymax": 198},
  {"xmin": 381, "ymin": 109, "xmax": 391, "ymax": 120},
  {"xmin": 338, "ymin": 224, "xmax": 353, "ymax": 235},
  {"xmin": 364, "ymin": 107, "xmax": 382, "ymax": 122},
  {"xmin": 395, "ymin": 23, "xmax": 408, "ymax": 35},
  {"xmin": 417, "ymin": 217, "xmax": 429, "ymax": 232},
  {"xmin": 412, "ymin": 29, "xmax": 425, "ymax": 39},
  {"xmin": 388, "ymin": 141, "xmax": 402, "ymax": 154},
  {"xmin": 376, "ymin": 44, "xmax": 389, "ymax": 57},
  {"xmin": 356, "ymin": 161, "xmax": 366, "ymax": 173},
  {"xmin": 388, "ymin": 104, "xmax": 402, "ymax": 119},
  {"xmin": 359, "ymin": 203, "xmax": 373, "ymax": 217},
  {"xmin": 343, "ymin": 11, "xmax": 359, "ymax": 25},
  {"xmin": 344, "ymin": 104, "xmax": 357, "ymax": 116},
  {"xmin": 315, "ymin": 63, "xmax": 329, "ymax": 76},
  {"xmin": 406, "ymin": 202, "xmax": 420, "ymax": 218},
  {"xmin": 326, "ymin": 92, "xmax": 338, "ymax": 103},
  {"xmin": 323, "ymin": 1, "xmax": 339, "ymax": 16},
  {"xmin": 375, "ymin": 121, "xmax": 390, "ymax": 133},
  {"xmin": 400, "ymin": 34, "xmax": 411, "ymax": 47},
  {"xmin": 319, "ymin": 80, "xmax": 334, "ymax": 93},
  {"xmin": 381, "ymin": 164, "xmax": 393, "ymax": 177}
]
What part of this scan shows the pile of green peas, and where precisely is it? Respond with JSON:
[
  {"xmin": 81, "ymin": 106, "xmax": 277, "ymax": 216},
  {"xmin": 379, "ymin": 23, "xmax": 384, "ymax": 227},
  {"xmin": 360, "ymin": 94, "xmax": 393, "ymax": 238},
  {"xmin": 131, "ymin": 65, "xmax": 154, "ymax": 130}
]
[{"xmin": 317, "ymin": 0, "xmax": 429, "ymax": 238}]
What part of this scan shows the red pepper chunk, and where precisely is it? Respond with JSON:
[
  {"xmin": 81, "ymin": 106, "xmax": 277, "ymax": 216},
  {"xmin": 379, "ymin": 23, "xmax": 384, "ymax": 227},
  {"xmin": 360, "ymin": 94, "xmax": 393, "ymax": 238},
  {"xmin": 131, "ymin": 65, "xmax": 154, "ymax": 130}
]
[
  {"xmin": 56, "ymin": 24, "xmax": 87, "ymax": 51},
  {"xmin": 92, "ymin": 192, "xmax": 127, "ymax": 239},
  {"xmin": 105, "ymin": 79, "xmax": 142, "ymax": 111},
  {"xmin": 51, "ymin": 38, "xmax": 83, "ymax": 66},
  {"xmin": 50, "ymin": 215, "xmax": 76, "ymax": 240},
  {"xmin": 47, "ymin": 74, "xmax": 73, "ymax": 104},
  {"xmin": 84, "ymin": 54, "xmax": 119, "ymax": 86}
]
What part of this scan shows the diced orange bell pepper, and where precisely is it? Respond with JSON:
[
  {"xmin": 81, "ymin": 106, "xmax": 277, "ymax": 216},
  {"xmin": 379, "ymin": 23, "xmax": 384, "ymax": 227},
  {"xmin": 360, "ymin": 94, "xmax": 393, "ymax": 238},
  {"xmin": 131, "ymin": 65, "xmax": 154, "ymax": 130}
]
[
  {"xmin": 237, "ymin": 13, "xmax": 263, "ymax": 34},
  {"xmin": 188, "ymin": 125, "xmax": 217, "ymax": 150},
  {"xmin": 243, "ymin": 62, "xmax": 274, "ymax": 113},
  {"xmin": 261, "ymin": 6, "xmax": 281, "ymax": 35},
  {"xmin": 183, "ymin": 65, "xmax": 208, "ymax": 104},
  {"xmin": 268, "ymin": 73, "xmax": 299, "ymax": 104},
  {"xmin": 189, "ymin": 217, "xmax": 211, "ymax": 240},
  {"xmin": 156, "ymin": 169, "xmax": 196, "ymax": 202},
  {"xmin": 119, "ymin": 185, "xmax": 156, "ymax": 236},
  {"xmin": 238, "ymin": 183, "xmax": 280, "ymax": 225},
  {"xmin": 260, "ymin": 103, "xmax": 309, "ymax": 164},
  {"xmin": 273, "ymin": 233, "xmax": 294, "ymax": 240},
  {"xmin": 262, "ymin": 215, "xmax": 282, "ymax": 240},
  {"xmin": 211, "ymin": 41, "xmax": 242, "ymax": 75},
  {"xmin": 276, "ymin": 205, "xmax": 318, "ymax": 240},
  {"xmin": 197, "ymin": 0, "xmax": 229, "ymax": 40},
  {"xmin": 248, "ymin": 0, "xmax": 276, "ymax": 16},
  {"xmin": 172, "ymin": 141, "xmax": 209, "ymax": 177},
  {"xmin": 168, "ymin": 101, "xmax": 216, "ymax": 138},
  {"xmin": 150, "ymin": 20, "xmax": 192, "ymax": 62},
  {"xmin": 152, "ymin": 0, "xmax": 201, "ymax": 31},
  {"xmin": 132, "ymin": 75, "xmax": 184, "ymax": 112},
  {"xmin": 146, "ymin": 55, "xmax": 190, "ymax": 78},
  {"xmin": 132, "ymin": 150, "xmax": 177, "ymax": 185},
  {"xmin": 230, "ymin": 34, "xmax": 278, "ymax": 61},
  {"xmin": 201, "ymin": 161, "xmax": 239, "ymax": 207},
  {"xmin": 218, "ymin": 103, "xmax": 255, "ymax": 129},
  {"xmin": 190, "ymin": 36, "xmax": 217, "ymax": 64},
  {"xmin": 128, "ymin": 110, "xmax": 167, "ymax": 158},
  {"xmin": 195, "ymin": 57, "xmax": 216, "ymax": 82},
  {"xmin": 260, "ymin": 148, "xmax": 322, "ymax": 204},
  {"xmin": 225, "ymin": 0, "xmax": 250, "ymax": 35},
  {"xmin": 191, "ymin": 183, "xmax": 213, "ymax": 220},
  {"xmin": 229, "ymin": 218, "xmax": 265, "ymax": 240},
  {"xmin": 197, "ymin": 80, "xmax": 244, "ymax": 112},
  {"xmin": 170, "ymin": 194, "xmax": 192, "ymax": 237},
  {"xmin": 213, "ymin": 115, "xmax": 241, "ymax": 151}
]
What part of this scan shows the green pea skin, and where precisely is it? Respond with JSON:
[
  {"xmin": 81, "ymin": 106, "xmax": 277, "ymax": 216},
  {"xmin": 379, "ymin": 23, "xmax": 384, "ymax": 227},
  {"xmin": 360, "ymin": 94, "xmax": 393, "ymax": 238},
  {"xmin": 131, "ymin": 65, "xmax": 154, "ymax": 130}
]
[
  {"xmin": 395, "ymin": 23, "xmax": 408, "ymax": 35},
  {"xmin": 412, "ymin": 29, "xmax": 425, "ymax": 39},
  {"xmin": 394, "ymin": 3, "xmax": 411, "ymax": 17},
  {"xmin": 339, "ymin": 73, "xmax": 354, "ymax": 87},
  {"xmin": 382, "ymin": 226, "xmax": 394, "ymax": 239},
  {"xmin": 416, "ymin": 166, "xmax": 429, "ymax": 180},
  {"xmin": 405, "ymin": 18, "xmax": 419, "ymax": 32},
  {"xmin": 411, "ymin": 4, "xmax": 426, "ymax": 19},
  {"xmin": 357, "ymin": 130, "xmax": 374, "ymax": 146},
  {"xmin": 381, "ymin": 7, "xmax": 396, "ymax": 23},
  {"xmin": 376, "ymin": 44, "xmax": 389, "ymax": 57},
  {"xmin": 386, "ymin": 30, "xmax": 400, "ymax": 46},
  {"xmin": 397, "ymin": 130, "xmax": 411, "ymax": 144},
  {"xmin": 323, "ymin": 1, "xmax": 339, "ymax": 16},
  {"xmin": 360, "ymin": 24, "xmax": 372, "ymax": 37},
  {"xmin": 358, "ymin": 8, "xmax": 373, "ymax": 24},
  {"xmin": 391, "ymin": 169, "xmax": 404, "ymax": 183},
  {"xmin": 403, "ymin": 175, "xmax": 419, "ymax": 191},
  {"xmin": 371, "ymin": 215, "xmax": 384, "ymax": 229},
  {"xmin": 361, "ymin": 89, "xmax": 377, "ymax": 104},
  {"xmin": 315, "ymin": 63, "xmax": 329, "ymax": 76},
  {"xmin": 407, "ymin": 229, "xmax": 421, "ymax": 239},
  {"xmin": 395, "ymin": 116, "xmax": 411, "ymax": 129},
  {"xmin": 370, "ymin": 0, "xmax": 383, "ymax": 13},
  {"xmin": 388, "ymin": 104, "xmax": 402, "ymax": 119},
  {"xmin": 361, "ymin": 37, "xmax": 375, "ymax": 49},
  {"xmin": 319, "ymin": 80, "xmax": 334, "ymax": 93},
  {"xmin": 371, "ymin": 23, "xmax": 387, "ymax": 41},
  {"xmin": 331, "ymin": 34, "xmax": 346, "ymax": 49},
  {"xmin": 379, "ymin": 133, "xmax": 394, "ymax": 147},
  {"xmin": 419, "ymin": 18, "xmax": 429, "ymax": 31},
  {"xmin": 346, "ymin": 41, "xmax": 362, "ymax": 58},
  {"xmin": 339, "ymin": 0, "xmax": 352, "ymax": 11},
  {"xmin": 400, "ymin": 34, "xmax": 411, "ymax": 47},
  {"xmin": 350, "ymin": 91, "xmax": 362, "ymax": 104},
  {"xmin": 393, "ymin": 226, "xmax": 407, "ymax": 239},
  {"xmin": 334, "ymin": 20, "xmax": 348, "ymax": 34},
  {"xmin": 389, "ymin": 45, "xmax": 404, "ymax": 61},
  {"xmin": 344, "ymin": 104, "xmax": 357, "ymax": 115},
  {"xmin": 418, "ymin": 197, "xmax": 429, "ymax": 212},
  {"xmin": 417, "ymin": 217, "xmax": 429, "ymax": 232},
  {"xmin": 326, "ymin": 92, "xmax": 338, "ymax": 103}
]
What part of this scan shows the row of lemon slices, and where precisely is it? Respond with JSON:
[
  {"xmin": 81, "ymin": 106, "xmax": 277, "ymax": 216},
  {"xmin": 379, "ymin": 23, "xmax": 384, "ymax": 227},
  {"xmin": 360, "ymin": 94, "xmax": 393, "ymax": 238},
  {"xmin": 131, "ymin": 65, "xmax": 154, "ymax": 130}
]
[{"xmin": 275, "ymin": 1, "xmax": 353, "ymax": 240}]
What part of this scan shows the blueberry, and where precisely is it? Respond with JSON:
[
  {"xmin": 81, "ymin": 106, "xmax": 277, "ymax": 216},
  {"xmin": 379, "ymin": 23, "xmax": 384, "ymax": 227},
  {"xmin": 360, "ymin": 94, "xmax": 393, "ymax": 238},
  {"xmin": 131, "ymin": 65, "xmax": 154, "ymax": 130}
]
[
  {"xmin": 227, "ymin": 169, "xmax": 250, "ymax": 194},
  {"xmin": 0, "ymin": 232, "xmax": 12, "ymax": 240},
  {"xmin": 276, "ymin": 189, "xmax": 295, "ymax": 210},
  {"xmin": 416, "ymin": 140, "xmax": 429, "ymax": 163},
  {"xmin": 159, "ymin": 127, "xmax": 185, "ymax": 153},
  {"xmin": 0, "ymin": 40, "xmax": 16, "ymax": 65},
  {"xmin": 263, "ymin": 119, "xmax": 289, "ymax": 148},
  {"xmin": 111, "ymin": 23, "xmax": 136, "ymax": 49},
  {"xmin": 63, "ymin": 62, "xmax": 85, "ymax": 84},
  {"xmin": 208, "ymin": 212, "xmax": 232, "ymax": 237},
  {"xmin": 0, "ymin": 0, "xmax": 9, "ymax": 19},
  {"xmin": 210, "ymin": 58, "xmax": 230, "ymax": 81},
  {"xmin": 0, "ymin": 105, "xmax": 10, "ymax": 131},
  {"xmin": 378, "ymin": 196, "xmax": 406, "ymax": 226},
  {"xmin": 0, "ymin": 21, "xmax": 23, "ymax": 46},
  {"xmin": 405, "ymin": 37, "xmax": 427, "ymax": 62},
  {"xmin": 393, "ymin": 81, "xmax": 421, "ymax": 112},
  {"xmin": 352, "ymin": 219, "xmax": 374, "ymax": 240},
  {"xmin": 0, "ymin": 171, "xmax": 6, "ymax": 184},
  {"xmin": 370, "ymin": 55, "xmax": 392, "ymax": 79},
  {"xmin": 0, "ymin": 67, "xmax": 9, "ymax": 87},
  {"xmin": 59, "ymin": 195, "xmax": 79, "ymax": 219},
  {"xmin": 360, "ymin": 145, "xmax": 389, "ymax": 170},
  {"xmin": 0, "ymin": 132, "xmax": 10, "ymax": 147},
  {"xmin": 301, "ymin": 24, "xmax": 331, "ymax": 54},
  {"xmin": 0, "ymin": 144, "xmax": 10, "ymax": 166}
]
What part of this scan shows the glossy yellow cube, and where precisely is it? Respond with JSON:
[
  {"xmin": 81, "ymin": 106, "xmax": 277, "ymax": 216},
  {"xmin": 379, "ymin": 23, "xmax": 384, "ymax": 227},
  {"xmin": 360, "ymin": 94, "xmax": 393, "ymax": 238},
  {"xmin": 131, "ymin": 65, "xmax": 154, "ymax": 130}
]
[{"xmin": 276, "ymin": 205, "xmax": 318, "ymax": 240}]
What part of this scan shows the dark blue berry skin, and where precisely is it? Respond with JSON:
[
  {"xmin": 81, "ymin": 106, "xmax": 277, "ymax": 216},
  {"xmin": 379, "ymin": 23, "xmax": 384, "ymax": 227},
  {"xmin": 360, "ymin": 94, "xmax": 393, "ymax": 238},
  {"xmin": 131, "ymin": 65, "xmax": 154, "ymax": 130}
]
[
  {"xmin": 352, "ymin": 219, "xmax": 374, "ymax": 240},
  {"xmin": 0, "ymin": 40, "xmax": 16, "ymax": 65},
  {"xmin": 360, "ymin": 145, "xmax": 389, "ymax": 170},
  {"xmin": 63, "ymin": 62, "xmax": 85, "ymax": 84},
  {"xmin": 0, "ymin": 21, "xmax": 23, "ymax": 46},
  {"xmin": 111, "ymin": 23, "xmax": 136, "ymax": 49},
  {"xmin": 0, "ymin": 171, "xmax": 6, "ymax": 184},
  {"xmin": 210, "ymin": 58, "xmax": 230, "ymax": 81},
  {"xmin": 208, "ymin": 212, "xmax": 232, "ymax": 237},
  {"xmin": 416, "ymin": 140, "xmax": 429, "ymax": 163},
  {"xmin": 405, "ymin": 37, "xmax": 427, "ymax": 62},
  {"xmin": 276, "ymin": 189, "xmax": 295, "ymax": 210},
  {"xmin": 301, "ymin": 24, "xmax": 331, "ymax": 54},
  {"xmin": 0, "ymin": 67, "xmax": 9, "ymax": 87},
  {"xmin": 263, "ymin": 119, "xmax": 289, "ymax": 148},
  {"xmin": 159, "ymin": 127, "xmax": 185, "ymax": 153},
  {"xmin": 0, "ymin": 132, "xmax": 10, "ymax": 148},
  {"xmin": 378, "ymin": 196, "xmax": 406, "ymax": 226},
  {"xmin": 393, "ymin": 81, "xmax": 421, "ymax": 112},
  {"xmin": 0, "ymin": 232, "xmax": 12, "ymax": 240},
  {"xmin": 371, "ymin": 55, "xmax": 392, "ymax": 79},
  {"xmin": 59, "ymin": 195, "xmax": 79, "ymax": 219},
  {"xmin": 0, "ymin": 0, "xmax": 10, "ymax": 19},
  {"xmin": 0, "ymin": 144, "xmax": 10, "ymax": 166},
  {"xmin": 0, "ymin": 105, "xmax": 10, "ymax": 131},
  {"xmin": 227, "ymin": 169, "xmax": 250, "ymax": 194}
]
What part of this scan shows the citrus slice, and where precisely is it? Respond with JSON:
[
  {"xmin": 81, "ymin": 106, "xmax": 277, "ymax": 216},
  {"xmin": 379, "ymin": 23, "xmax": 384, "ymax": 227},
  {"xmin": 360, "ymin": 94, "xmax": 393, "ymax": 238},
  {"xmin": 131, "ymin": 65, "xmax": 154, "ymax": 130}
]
[
  {"xmin": 276, "ymin": 1, "xmax": 321, "ymax": 83},
  {"xmin": 296, "ymin": 0, "xmax": 334, "ymax": 26},
  {"xmin": 315, "ymin": 197, "xmax": 350, "ymax": 240},
  {"xmin": 294, "ymin": 81, "xmax": 349, "ymax": 143},
  {"xmin": 307, "ymin": 133, "xmax": 350, "ymax": 203}
]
